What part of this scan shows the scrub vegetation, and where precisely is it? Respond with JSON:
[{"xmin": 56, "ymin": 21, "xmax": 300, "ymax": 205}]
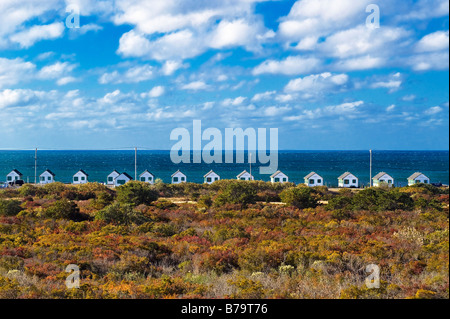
[{"xmin": 0, "ymin": 181, "xmax": 448, "ymax": 299}]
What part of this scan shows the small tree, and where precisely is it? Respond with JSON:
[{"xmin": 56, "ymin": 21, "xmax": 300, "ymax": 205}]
[
  {"xmin": 0, "ymin": 199, "xmax": 22, "ymax": 216},
  {"xmin": 280, "ymin": 187, "xmax": 317, "ymax": 209},
  {"xmin": 214, "ymin": 181, "xmax": 257, "ymax": 208},
  {"xmin": 95, "ymin": 203, "xmax": 150, "ymax": 226},
  {"xmin": 116, "ymin": 182, "xmax": 159, "ymax": 207},
  {"xmin": 43, "ymin": 199, "xmax": 79, "ymax": 220}
]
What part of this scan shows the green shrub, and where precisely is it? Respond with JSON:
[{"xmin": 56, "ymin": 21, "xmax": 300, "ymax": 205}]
[
  {"xmin": 214, "ymin": 181, "xmax": 257, "ymax": 207},
  {"xmin": 43, "ymin": 199, "xmax": 80, "ymax": 220},
  {"xmin": 95, "ymin": 203, "xmax": 151, "ymax": 226},
  {"xmin": 116, "ymin": 182, "xmax": 159, "ymax": 207},
  {"xmin": 280, "ymin": 187, "xmax": 317, "ymax": 209},
  {"xmin": 0, "ymin": 199, "xmax": 23, "ymax": 216}
]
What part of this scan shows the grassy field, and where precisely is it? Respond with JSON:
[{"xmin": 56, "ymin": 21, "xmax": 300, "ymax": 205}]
[{"xmin": 0, "ymin": 181, "xmax": 448, "ymax": 299}]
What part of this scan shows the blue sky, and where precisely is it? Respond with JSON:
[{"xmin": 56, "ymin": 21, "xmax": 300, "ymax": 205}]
[{"xmin": 0, "ymin": 0, "xmax": 448, "ymax": 150}]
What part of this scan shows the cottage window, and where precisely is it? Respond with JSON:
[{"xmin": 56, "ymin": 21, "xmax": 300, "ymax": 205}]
[
  {"xmin": 81, "ymin": 177, "xmax": 85, "ymax": 181},
  {"xmin": 181, "ymin": 177, "xmax": 185, "ymax": 182},
  {"xmin": 352, "ymin": 179, "xmax": 357, "ymax": 184},
  {"xmin": 141, "ymin": 177, "xmax": 146, "ymax": 182},
  {"xmin": 310, "ymin": 179, "xmax": 314, "ymax": 184},
  {"xmin": 7, "ymin": 176, "xmax": 12, "ymax": 181},
  {"xmin": 108, "ymin": 177, "xmax": 113, "ymax": 182},
  {"xmin": 48, "ymin": 176, "xmax": 51, "ymax": 181},
  {"xmin": 207, "ymin": 177, "xmax": 212, "ymax": 183},
  {"xmin": 74, "ymin": 177, "xmax": 79, "ymax": 182},
  {"xmin": 344, "ymin": 180, "xmax": 350, "ymax": 185},
  {"xmin": 173, "ymin": 177, "xmax": 179, "ymax": 182},
  {"xmin": 283, "ymin": 178, "xmax": 287, "ymax": 182},
  {"xmin": 318, "ymin": 179, "xmax": 322, "ymax": 184}
]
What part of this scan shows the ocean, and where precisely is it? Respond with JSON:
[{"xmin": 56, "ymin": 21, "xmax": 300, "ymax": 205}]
[{"xmin": 0, "ymin": 150, "xmax": 448, "ymax": 187}]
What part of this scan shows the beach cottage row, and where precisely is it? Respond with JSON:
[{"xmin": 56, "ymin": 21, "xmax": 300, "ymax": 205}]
[{"xmin": 5, "ymin": 169, "xmax": 432, "ymax": 187}]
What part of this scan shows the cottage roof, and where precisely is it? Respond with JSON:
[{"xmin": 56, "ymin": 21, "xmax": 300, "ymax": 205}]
[
  {"xmin": 75, "ymin": 169, "xmax": 89, "ymax": 177},
  {"xmin": 41, "ymin": 169, "xmax": 55, "ymax": 177},
  {"xmin": 204, "ymin": 170, "xmax": 218, "ymax": 178},
  {"xmin": 338, "ymin": 172, "xmax": 355, "ymax": 180},
  {"xmin": 270, "ymin": 171, "xmax": 286, "ymax": 178},
  {"xmin": 408, "ymin": 172, "xmax": 427, "ymax": 180},
  {"xmin": 139, "ymin": 170, "xmax": 154, "ymax": 177},
  {"xmin": 9, "ymin": 169, "xmax": 23, "ymax": 176},
  {"xmin": 171, "ymin": 170, "xmax": 186, "ymax": 178},
  {"xmin": 373, "ymin": 172, "xmax": 392, "ymax": 180},
  {"xmin": 304, "ymin": 172, "xmax": 320, "ymax": 179},
  {"xmin": 237, "ymin": 170, "xmax": 252, "ymax": 178},
  {"xmin": 119, "ymin": 172, "xmax": 133, "ymax": 180}
]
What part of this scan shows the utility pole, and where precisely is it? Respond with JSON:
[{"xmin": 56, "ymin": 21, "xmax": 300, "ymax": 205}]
[
  {"xmin": 370, "ymin": 149, "xmax": 373, "ymax": 187},
  {"xmin": 249, "ymin": 152, "xmax": 252, "ymax": 180},
  {"xmin": 135, "ymin": 147, "xmax": 137, "ymax": 181},
  {"xmin": 35, "ymin": 148, "xmax": 37, "ymax": 184}
]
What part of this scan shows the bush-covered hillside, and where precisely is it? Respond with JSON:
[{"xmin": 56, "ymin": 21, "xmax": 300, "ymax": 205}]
[{"xmin": 0, "ymin": 181, "xmax": 448, "ymax": 299}]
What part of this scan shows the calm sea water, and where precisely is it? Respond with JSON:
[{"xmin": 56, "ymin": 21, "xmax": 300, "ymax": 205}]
[{"xmin": 0, "ymin": 150, "xmax": 448, "ymax": 187}]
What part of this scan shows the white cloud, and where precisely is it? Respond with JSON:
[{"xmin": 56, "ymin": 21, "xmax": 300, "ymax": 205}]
[
  {"xmin": 162, "ymin": 60, "xmax": 187, "ymax": 75},
  {"xmin": 0, "ymin": 89, "xmax": 45, "ymax": 109},
  {"xmin": 57, "ymin": 76, "xmax": 78, "ymax": 86},
  {"xmin": 334, "ymin": 55, "xmax": 385, "ymax": 71},
  {"xmin": 278, "ymin": 0, "xmax": 372, "ymax": 41},
  {"xmin": 399, "ymin": 0, "xmax": 449, "ymax": 20},
  {"xmin": 0, "ymin": 57, "xmax": 36, "ymax": 89},
  {"xmin": 253, "ymin": 56, "xmax": 321, "ymax": 76},
  {"xmin": 143, "ymin": 86, "xmax": 165, "ymax": 98},
  {"xmin": 222, "ymin": 96, "xmax": 247, "ymax": 106},
  {"xmin": 252, "ymin": 91, "xmax": 276, "ymax": 102},
  {"xmin": 387, "ymin": 104, "xmax": 396, "ymax": 112},
  {"xmin": 424, "ymin": 106, "xmax": 443, "ymax": 115},
  {"xmin": 38, "ymin": 62, "xmax": 77, "ymax": 80},
  {"xmin": 285, "ymin": 72, "xmax": 349, "ymax": 93},
  {"xmin": 283, "ymin": 100, "xmax": 365, "ymax": 121},
  {"xmin": 114, "ymin": 0, "xmax": 274, "ymax": 61},
  {"xmin": 181, "ymin": 81, "xmax": 210, "ymax": 91},
  {"xmin": 209, "ymin": 18, "xmax": 271, "ymax": 51},
  {"xmin": 99, "ymin": 65, "xmax": 155, "ymax": 84},
  {"xmin": 407, "ymin": 52, "xmax": 450, "ymax": 71},
  {"xmin": 263, "ymin": 106, "xmax": 292, "ymax": 117},
  {"xmin": 10, "ymin": 22, "xmax": 65, "ymax": 48},
  {"xmin": 416, "ymin": 30, "xmax": 449, "ymax": 52}
]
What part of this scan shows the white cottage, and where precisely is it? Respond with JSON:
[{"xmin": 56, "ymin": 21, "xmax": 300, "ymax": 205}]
[
  {"xmin": 373, "ymin": 172, "xmax": 394, "ymax": 187},
  {"xmin": 271, "ymin": 171, "xmax": 289, "ymax": 183},
  {"xmin": 338, "ymin": 172, "xmax": 359, "ymax": 188},
  {"xmin": 304, "ymin": 172, "xmax": 324, "ymax": 187},
  {"xmin": 172, "ymin": 170, "xmax": 187, "ymax": 184},
  {"xmin": 40, "ymin": 169, "xmax": 55, "ymax": 184},
  {"xmin": 73, "ymin": 170, "xmax": 88, "ymax": 185},
  {"xmin": 107, "ymin": 170, "xmax": 120, "ymax": 185},
  {"xmin": 237, "ymin": 170, "xmax": 254, "ymax": 181},
  {"xmin": 114, "ymin": 173, "xmax": 133, "ymax": 186},
  {"xmin": 6, "ymin": 170, "xmax": 23, "ymax": 183},
  {"xmin": 408, "ymin": 172, "xmax": 430, "ymax": 186},
  {"xmin": 139, "ymin": 170, "xmax": 155, "ymax": 184},
  {"xmin": 204, "ymin": 170, "xmax": 220, "ymax": 184}
]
